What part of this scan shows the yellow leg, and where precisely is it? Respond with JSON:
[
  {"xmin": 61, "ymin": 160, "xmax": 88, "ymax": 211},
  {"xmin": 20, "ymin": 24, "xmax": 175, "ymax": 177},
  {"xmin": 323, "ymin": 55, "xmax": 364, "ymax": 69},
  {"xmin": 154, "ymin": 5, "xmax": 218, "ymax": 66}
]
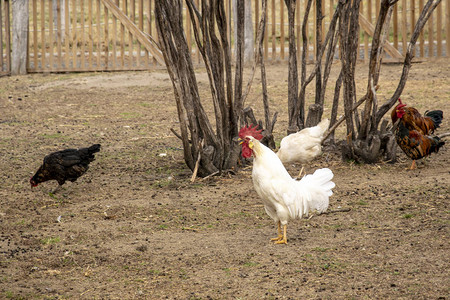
[
  {"xmin": 409, "ymin": 160, "xmax": 417, "ymax": 170},
  {"xmin": 270, "ymin": 221, "xmax": 283, "ymax": 242},
  {"xmin": 274, "ymin": 224, "xmax": 288, "ymax": 244}
]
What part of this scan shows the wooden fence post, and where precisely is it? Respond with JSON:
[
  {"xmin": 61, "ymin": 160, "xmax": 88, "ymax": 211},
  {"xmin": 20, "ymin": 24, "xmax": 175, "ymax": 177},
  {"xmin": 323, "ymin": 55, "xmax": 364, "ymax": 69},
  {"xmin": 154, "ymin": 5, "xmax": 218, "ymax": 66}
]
[{"xmin": 11, "ymin": 0, "xmax": 29, "ymax": 75}]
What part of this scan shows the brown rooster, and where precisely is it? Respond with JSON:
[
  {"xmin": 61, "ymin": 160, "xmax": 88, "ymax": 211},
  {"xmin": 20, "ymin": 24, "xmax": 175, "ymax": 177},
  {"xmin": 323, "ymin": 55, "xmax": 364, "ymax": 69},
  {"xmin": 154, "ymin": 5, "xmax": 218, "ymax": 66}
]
[
  {"xmin": 391, "ymin": 99, "xmax": 444, "ymax": 169},
  {"xmin": 30, "ymin": 144, "xmax": 101, "ymax": 192},
  {"xmin": 391, "ymin": 98, "xmax": 443, "ymax": 134}
]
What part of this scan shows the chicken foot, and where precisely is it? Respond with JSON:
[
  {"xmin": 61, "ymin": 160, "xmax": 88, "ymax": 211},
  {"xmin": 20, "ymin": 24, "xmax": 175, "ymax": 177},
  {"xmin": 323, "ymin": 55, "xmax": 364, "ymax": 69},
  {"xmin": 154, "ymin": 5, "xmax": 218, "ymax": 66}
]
[
  {"xmin": 271, "ymin": 221, "xmax": 287, "ymax": 244},
  {"xmin": 274, "ymin": 225, "xmax": 288, "ymax": 244},
  {"xmin": 408, "ymin": 160, "xmax": 417, "ymax": 170},
  {"xmin": 270, "ymin": 221, "xmax": 283, "ymax": 242}
]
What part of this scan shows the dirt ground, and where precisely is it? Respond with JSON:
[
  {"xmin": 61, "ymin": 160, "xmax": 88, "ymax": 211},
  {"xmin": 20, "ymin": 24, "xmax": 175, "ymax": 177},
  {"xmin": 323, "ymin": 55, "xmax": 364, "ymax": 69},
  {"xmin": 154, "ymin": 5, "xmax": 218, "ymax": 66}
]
[{"xmin": 0, "ymin": 60, "xmax": 449, "ymax": 299}]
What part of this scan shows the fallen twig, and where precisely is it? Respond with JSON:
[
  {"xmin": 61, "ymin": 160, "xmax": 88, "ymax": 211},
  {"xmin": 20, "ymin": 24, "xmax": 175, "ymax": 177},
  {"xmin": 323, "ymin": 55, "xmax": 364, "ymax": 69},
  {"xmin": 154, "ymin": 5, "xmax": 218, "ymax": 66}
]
[
  {"xmin": 320, "ymin": 208, "xmax": 351, "ymax": 215},
  {"xmin": 199, "ymin": 171, "xmax": 220, "ymax": 181},
  {"xmin": 438, "ymin": 132, "xmax": 450, "ymax": 139},
  {"xmin": 190, "ymin": 139, "xmax": 204, "ymax": 183}
]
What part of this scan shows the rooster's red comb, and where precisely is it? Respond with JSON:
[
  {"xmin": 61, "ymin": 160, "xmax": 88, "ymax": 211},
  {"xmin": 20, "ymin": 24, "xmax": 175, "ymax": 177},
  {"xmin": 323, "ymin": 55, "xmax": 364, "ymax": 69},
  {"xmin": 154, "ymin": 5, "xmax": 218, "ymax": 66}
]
[
  {"xmin": 397, "ymin": 98, "xmax": 407, "ymax": 108},
  {"xmin": 239, "ymin": 124, "xmax": 263, "ymax": 140}
]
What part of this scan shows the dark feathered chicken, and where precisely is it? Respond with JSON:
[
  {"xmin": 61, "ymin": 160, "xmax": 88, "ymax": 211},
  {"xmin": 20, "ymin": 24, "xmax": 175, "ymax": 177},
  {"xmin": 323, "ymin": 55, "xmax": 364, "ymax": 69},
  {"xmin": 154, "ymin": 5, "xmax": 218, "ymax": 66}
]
[
  {"xmin": 30, "ymin": 144, "xmax": 101, "ymax": 191},
  {"xmin": 391, "ymin": 99, "xmax": 444, "ymax": 169}
]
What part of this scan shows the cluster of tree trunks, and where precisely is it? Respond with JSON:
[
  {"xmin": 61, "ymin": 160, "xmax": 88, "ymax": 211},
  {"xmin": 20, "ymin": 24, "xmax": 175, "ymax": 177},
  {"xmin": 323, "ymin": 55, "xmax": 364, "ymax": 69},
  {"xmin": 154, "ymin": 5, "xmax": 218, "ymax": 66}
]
[
  {"xmin": 155, "ymin": 0, "xmax": 275, "ymax": 177},
  {"xmin": 155, "ymin": 0, "xmax": 442, "ymax": 176}
]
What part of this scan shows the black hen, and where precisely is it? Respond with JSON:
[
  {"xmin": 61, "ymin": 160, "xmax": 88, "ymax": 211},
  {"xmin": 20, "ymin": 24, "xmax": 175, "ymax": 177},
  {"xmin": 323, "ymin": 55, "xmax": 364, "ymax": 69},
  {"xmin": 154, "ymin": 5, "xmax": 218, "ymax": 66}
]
[{"xmin": 30, "ymin": 144, "xmax": 101, "ymax": 190}]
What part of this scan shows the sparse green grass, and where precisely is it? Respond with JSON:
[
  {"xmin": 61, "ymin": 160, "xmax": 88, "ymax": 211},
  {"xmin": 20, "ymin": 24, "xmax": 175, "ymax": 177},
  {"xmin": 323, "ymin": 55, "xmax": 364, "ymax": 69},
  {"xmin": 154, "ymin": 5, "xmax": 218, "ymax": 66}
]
[
  {"xmin": 41, "ymin": 237, "xmax": 61, "ymax": 245},
  {"xmin": 120, "ymin": 112, "xmax": 141, "ymax": 119},
  {"xmin": 40, "ymin": 133, "xmax": 67, "ymax": 140},
  {"xmin": 312, "ymin": 247, "xmax": 331, "ymax": 252},
  {"xmin": 158, "ymin": 224, "xmax": 168, "ymax": 230},
  {"xmin": 243, "ymin": 261, "xmax": 259, "ymax": 267}
]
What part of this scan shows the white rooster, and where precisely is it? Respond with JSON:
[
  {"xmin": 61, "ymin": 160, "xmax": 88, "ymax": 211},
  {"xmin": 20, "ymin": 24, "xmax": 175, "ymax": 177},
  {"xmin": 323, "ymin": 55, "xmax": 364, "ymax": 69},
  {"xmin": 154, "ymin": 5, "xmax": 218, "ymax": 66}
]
[
  {"xmin": 239, "ymin": 125, "xmax": 335, "ymax": 244},
  {"xmin": 276, "ymin": 118, "xmax": 330, "ymax": 176}
]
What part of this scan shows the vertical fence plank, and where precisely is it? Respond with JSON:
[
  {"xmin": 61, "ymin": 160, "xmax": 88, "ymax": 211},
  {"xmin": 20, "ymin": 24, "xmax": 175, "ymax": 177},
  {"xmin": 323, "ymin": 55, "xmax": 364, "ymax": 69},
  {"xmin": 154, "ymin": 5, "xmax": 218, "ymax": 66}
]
[
  {"xmin": 145, "ymin": 0, "xmax": 150, "ymax": 66},
  {"xmin": 32, "ymin": 0, "xmax": 38, "ymax": 70},
  {"xmin": 280, "ymin": 0, "xmax": 285, "ymax": 60},
  {"xmin": 96, "ymin": 0, "xmax": 101, "ymax": 68},
  {"xmin": 305, "ymin": 3, "xmax": 310, "ymax": 62},
  {"xmin": 88, "ymin": 0, "xmax": 93, "ymax": 68},
  {"xmin": 312, "ymin": 0, "xmax": 316, "ymax": 61},
  {"xmin": 57, "ymin": 0, "xmax": 63, "ymax": 69},
  {"xmin": 447, "ymin": 0, "xmax": 450, "ymax": 57},
  {"xmin": 296, "ymin": 0, "xmax": 300, "ymax": 63},
  {"xmin": 401, "ymin": 0, "xmax": 407, "ymax": 56},
  {"xmin": 255, "ymin": 0, "xmax": 259, "ymax": 42},
  {"xmin": 41, "ymin": 0, "xmax": 46, "ymax": 70},
  {"xmin": 112, "ymin": 0, "xmax": 118, "ymax": 68},
  {"xmin": 138, "ymin": 0, "xmax": 143, "ymax": 68},
  {"xmin": 427, "ymin": 3, "xmax": 433, "ymax": 58},
  {"xmin": 72, "ymin": 0, "xmax": 77, "ymax": 68},
  {"xmin": 0, "ymin": 0, "xmax": 4, "ymax": 72},
  {"xmin": 5, "ymin": 0, "xmax": 11, "ymax": 72},
  {"xmin": 81, "ymin": 0, "xmax": 86, "ymax": 68},
  {"xmin": 271, "ymin": 0, "xmax": 276, "ymax": 60},
  {"xmin": 393, "ymin": 3, "xmax": 398, "ymax": 50},
  {"xmin": 130, "ymin": 0, "xmax": 137, "ymax": 68},
  {"xmin": 104, "ymin": 1, "xmax": 110, "ymax": 69},
  {"xmin": 65, "ymin": 0, "xmax": 70, "ymax": 69},
  {"xmin": 49, "ymin": 0, "xmax": 54, "ymax": 70},
  {"xmin": 411, "ymin": 0, "xmax": 416, "ymax": 56},
  {"xmin": 129, "ymin": 0, "xmax": 135, "ymax": 68},
  {"xmin": 264, "ymin": 0, "xmax": 269, "ymax": 60},
  {"xmin": 361, "ymin": 1, "xmax": 368, "ymax": 62},
  {"xmin": 436, "ymin": 1, "xmax": 442, "ymax": 57},
  {"xmin": 419, "ymin": 0, "xmax": 424, "ymax": 57},
  {"xmin": 120, "ymin": 0, "xmax": 125, "ymax": 67}
]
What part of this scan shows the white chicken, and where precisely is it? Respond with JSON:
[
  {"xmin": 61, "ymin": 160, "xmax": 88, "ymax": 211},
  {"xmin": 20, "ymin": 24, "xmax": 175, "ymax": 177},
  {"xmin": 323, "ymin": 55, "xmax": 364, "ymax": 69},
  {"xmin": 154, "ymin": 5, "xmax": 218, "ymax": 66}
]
[
  {"xmin": 239, "ymin": 125, "xmax": 335, "ymax": 244},
  {"xmin": 276, "ymin": 118, "xmax": 330, "ymax": 176}
]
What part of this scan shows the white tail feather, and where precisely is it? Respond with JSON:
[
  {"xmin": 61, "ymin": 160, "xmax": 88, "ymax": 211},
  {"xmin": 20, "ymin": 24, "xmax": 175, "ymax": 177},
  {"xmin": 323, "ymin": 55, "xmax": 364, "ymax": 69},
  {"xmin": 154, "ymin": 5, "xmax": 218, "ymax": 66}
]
[{"xmin": 286, "ymin": 168, "xmax": 335, "ymax": 219}]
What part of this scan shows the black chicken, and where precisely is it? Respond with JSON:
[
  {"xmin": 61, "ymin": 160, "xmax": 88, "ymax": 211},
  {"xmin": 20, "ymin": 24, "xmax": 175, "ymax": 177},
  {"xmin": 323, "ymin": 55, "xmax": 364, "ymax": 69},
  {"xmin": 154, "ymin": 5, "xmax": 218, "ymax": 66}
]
[{"xmin": 30, "ymin": 144, "xmax": 101, "ymax": 192}]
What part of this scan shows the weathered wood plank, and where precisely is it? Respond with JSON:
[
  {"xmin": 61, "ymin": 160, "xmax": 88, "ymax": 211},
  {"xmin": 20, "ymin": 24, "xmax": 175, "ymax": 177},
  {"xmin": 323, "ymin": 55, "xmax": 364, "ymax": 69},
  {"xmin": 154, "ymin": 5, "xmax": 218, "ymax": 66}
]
[
  {"xmin": 359, "ymin": 13, "xmax": 403, "ymax": 59},
  {"xmin": 101, "ymin": 0, "xmax": 164, "ymax": 65}
]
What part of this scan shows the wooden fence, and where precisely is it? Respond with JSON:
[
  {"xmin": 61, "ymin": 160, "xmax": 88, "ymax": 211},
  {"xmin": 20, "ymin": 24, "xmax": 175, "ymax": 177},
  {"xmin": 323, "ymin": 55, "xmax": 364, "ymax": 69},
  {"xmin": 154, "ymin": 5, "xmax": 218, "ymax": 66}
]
[
  {"xmin": 1, "ymin": 0, "xmax": 449, "ymax": 74},
  {"xmin": 0, "ymin": 0, "xmax": 11, "ymax": 75}
]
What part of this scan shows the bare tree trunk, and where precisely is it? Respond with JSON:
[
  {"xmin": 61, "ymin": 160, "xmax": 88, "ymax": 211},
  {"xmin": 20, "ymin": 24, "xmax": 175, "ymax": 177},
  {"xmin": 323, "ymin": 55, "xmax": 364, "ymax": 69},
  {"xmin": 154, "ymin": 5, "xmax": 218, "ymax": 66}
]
[
  {"xmin": 287, "ymin": 0, "xmax": 341, "ymax": 134},
  {"xmin": 308, "ymin": 0, "xmax": 323, "ymax": 127},
  {"xmin": 155, "ymin": 0, "xmax": 274, "ymax": 177},
  {"xmin": 339, "ymin": 0, "xmax": 360, "ymax": 141},
  {"xmin": 284, "ymin": 0, "xmax": 299, "ymax": 134},
  {"xmin": 291, "ymin": 0, "xmax": 313, "ymax": 133},
  {"xmin": 359, "ymin": 0, "xmax": 394, "ymax": 140}
]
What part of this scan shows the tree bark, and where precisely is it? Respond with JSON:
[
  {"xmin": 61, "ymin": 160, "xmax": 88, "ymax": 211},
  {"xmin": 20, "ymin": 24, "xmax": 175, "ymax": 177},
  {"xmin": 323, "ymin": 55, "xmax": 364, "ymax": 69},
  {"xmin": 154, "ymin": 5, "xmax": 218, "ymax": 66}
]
[{"xmin": 284, "ymin": 0, "xmax": 299, "ymax": 134}]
